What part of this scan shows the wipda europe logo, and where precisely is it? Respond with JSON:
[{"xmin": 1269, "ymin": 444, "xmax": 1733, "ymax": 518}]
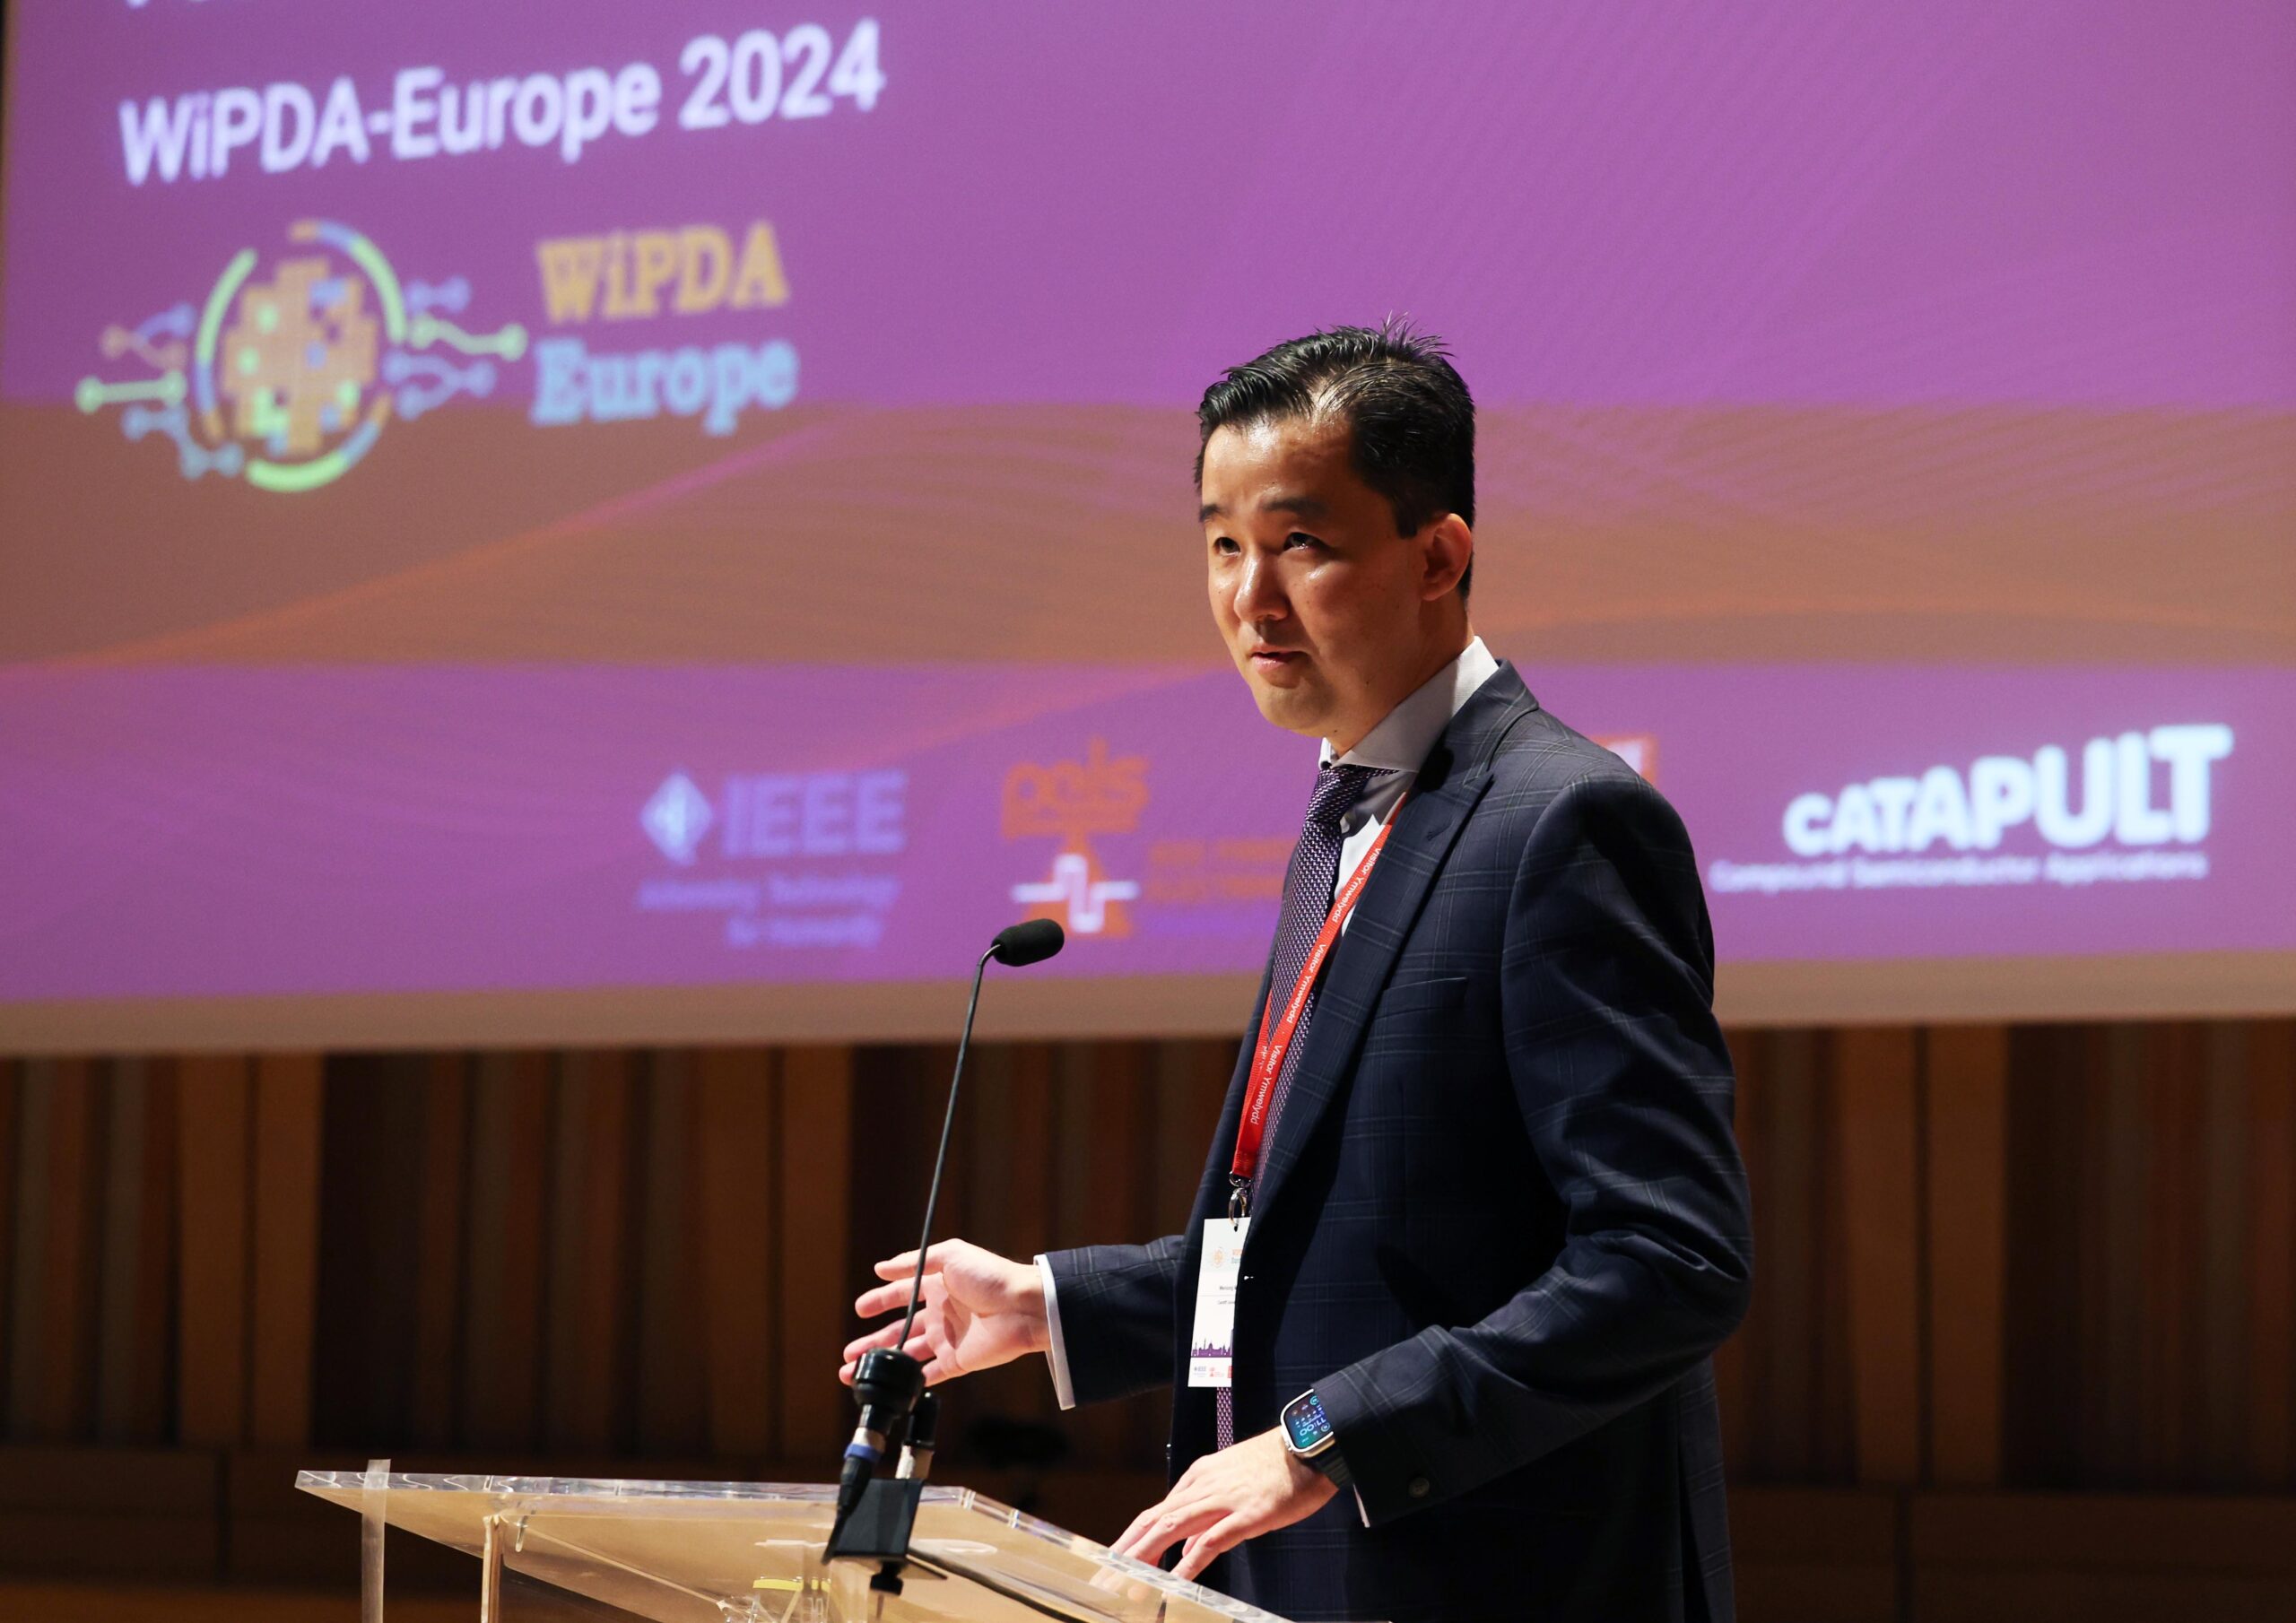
[{"xmin": 78, "ymin": 215, "xmax": 797, "ymax": 491}]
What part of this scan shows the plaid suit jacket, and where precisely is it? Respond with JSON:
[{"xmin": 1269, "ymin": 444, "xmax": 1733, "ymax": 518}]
[{"xmin": 1045, "ymin": 664, "xmax": 1752, "ymax": 1623}]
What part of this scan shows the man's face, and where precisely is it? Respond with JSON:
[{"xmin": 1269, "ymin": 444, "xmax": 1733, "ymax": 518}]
[{"xmin": 1201, "ymin": 415, "xmax": 1465, "ymax": 751}]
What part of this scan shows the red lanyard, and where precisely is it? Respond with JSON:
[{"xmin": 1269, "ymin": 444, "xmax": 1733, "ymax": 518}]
[{"xmin": 1229, "ymin": 794, "xmax": 1406, "ymax": 1216}]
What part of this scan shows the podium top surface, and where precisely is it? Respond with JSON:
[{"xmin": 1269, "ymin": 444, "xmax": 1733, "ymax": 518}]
[{"xmin": 297, "ymin": 1471, "xmax": 1296, "ymax": 1623}]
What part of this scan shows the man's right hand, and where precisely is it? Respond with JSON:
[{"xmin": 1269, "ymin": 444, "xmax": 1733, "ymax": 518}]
[{"xmin": 839, "ymin": 1239, "xmax": 1048, "ymax": 1387}]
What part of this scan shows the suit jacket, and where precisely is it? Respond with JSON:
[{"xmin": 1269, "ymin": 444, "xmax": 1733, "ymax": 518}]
[{"xmin": 1044, "ymin": 664, "xmax": 1753, "ymax": 1623}]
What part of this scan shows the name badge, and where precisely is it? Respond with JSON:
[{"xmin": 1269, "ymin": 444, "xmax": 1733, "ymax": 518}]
[{"xmin": 1187, "ymin": 1217, "xmax": 1248, "ymax": 1387}]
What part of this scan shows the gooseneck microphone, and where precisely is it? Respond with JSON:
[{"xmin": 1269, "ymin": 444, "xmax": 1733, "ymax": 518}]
[
  {"xmin": 828, "ymin": 918, "xmax": 1065, "ymax": 1561},
  {"xmin": 986, "ymin": 916, "xmax": 1065, "ymax": 968}
]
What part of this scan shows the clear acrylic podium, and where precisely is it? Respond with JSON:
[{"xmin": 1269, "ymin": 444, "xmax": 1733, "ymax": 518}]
[{"xmin": 298, "ymin": 1470, "xmax": 1296, "ymax": 1623}]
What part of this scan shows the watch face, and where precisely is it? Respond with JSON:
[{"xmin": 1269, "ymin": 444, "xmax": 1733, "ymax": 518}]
[{"xmin": 1283, "ymin": 1392, "xmax": 1333, "ymax": 1452}]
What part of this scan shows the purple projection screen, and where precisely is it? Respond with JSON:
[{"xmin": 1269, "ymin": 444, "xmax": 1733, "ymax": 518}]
[{"xmin": 2, "ymin": 2, "xmax": 2292, "ymax": 1050}]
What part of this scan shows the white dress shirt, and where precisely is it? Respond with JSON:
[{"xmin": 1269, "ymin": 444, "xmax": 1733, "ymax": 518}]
[{"xmin": 1037, "ymin": 637, "xmax": 1501, "ymax": 1409}]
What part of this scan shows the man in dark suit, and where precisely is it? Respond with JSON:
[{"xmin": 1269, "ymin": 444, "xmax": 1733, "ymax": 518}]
[{"xmin": 842, "ymin": 324, "xmax": 1752, "ymax": 1623}]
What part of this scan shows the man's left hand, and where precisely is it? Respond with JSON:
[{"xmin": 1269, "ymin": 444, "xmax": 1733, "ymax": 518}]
[{"xmin": 1111, "ymin": 1428, "xmax": 1338, "ymax": 1582}]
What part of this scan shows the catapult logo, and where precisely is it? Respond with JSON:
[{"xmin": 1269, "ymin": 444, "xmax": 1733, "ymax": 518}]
[
  {"xmin": 1710, "ymin": 725, "xmax": 2235, "ymax": 896},
  {"xmin": 77, "ymin": 218, "xmax": 526, "ymax": 491}
]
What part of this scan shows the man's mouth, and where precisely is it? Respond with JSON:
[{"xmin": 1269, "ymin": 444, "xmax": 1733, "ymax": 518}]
[{"xmin": 1248, "ymin": 647, "xmax": 1304, "ymax": 668}]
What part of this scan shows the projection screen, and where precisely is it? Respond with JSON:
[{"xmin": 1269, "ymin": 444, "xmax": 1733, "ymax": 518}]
[{"xmin": 2, "ymin": 2, "xmax": 2291, "ymax": 1051}]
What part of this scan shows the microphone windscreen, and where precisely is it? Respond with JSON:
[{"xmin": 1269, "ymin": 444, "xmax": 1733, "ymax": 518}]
[{"xmin": 990, "ymin": 918, "xmax": 1065, "ymax": 967}]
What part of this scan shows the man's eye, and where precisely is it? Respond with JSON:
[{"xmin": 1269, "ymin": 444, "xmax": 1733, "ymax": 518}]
[
  {"xmin": 1284, "ymin": 533, "xmax": 1322, "ymax": 550},
  {"xmin": 1213, "ymin": 537, "xmax": 1239, "ymax": 554}
]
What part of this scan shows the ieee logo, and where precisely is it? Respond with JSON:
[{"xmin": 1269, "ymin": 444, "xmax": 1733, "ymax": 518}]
[
  {"xmin": 642, "ymin": 768, "xmax": 908, "ymax": 865},
  {"xmin": 642, "ymin": 773, "xmax": 715, "ymax": 865}
]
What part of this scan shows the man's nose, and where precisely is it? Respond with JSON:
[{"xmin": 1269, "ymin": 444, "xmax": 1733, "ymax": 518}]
[{"xmin": 1232, "ymin": 552, "xmax": 1288, "ymax": 624}]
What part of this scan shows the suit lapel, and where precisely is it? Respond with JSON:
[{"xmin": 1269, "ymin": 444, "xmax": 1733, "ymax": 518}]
[{"xmin": 1247, "ymin": 664, "xmax": 1538, "ymax": 1228}]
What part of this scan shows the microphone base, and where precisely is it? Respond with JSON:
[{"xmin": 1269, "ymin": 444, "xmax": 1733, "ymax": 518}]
[{"xmin": 824, "ymin": 1476, "xmax": 923, "ymax": 1566}]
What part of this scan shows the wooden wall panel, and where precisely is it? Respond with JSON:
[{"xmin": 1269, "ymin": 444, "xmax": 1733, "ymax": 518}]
[
  {"xmin": 1002, "ymin": 1044, "xmax": 1057, "ymax": 1271},
  {"xmin": 248, "ymin": 1055, "xmax": 323, "ymax": 1449},
  {"xmin": 960, "ymin": 1043, "xmax": 1061, "ymax": 1435},
  {"xmin": 408, "ymin": 1055, "xmax": 471, "ymax": 1446},
  {"xmin": 694, "ymin": 1047, "xmax": 776, "ymax": 1456},
  {"xmin": 906, "ymin": 1043, "xmax": 969, "ymax": 1271},
  {"xmin": 1155, "ymin": 1039, "xmax": 1233, "ymax": 1236},
  {"xmin": 2000, "ymin": 1026, "xmax": 2083, "ymax": 1484},
  {"xmin": 10, "ymin": 1061, "xmax": 102, "ymax": 1441},
  {"xmin": 1924, "ymin": 1025, "xmax": 2007, "ymax": 1487},
  {"xmin": 542, "ymin": 1051, "xmax": 637, "ymax": 1452},
  {"xmin": 2138, "ymin": 1023, "xmax": 2202, "ymax": 1483},
  {"xmin": 110, "ymin": 1060, "xmax": 178, "ymax": 1440},
  {"xmin": 0, "ymin": 1062, "xmax": 17, "ymax": 1419},
  {"xmin": 175, "ymin": 1055, "xmax": 251, "ymax": 1448},
  {"xmin": 778, "ymin": 1046, "xmax": 854, "ymax": 1461},
  {"xmin": 1060, "ymin": 1042, "xmax": 1144, "ymax": 1468},
  {"xmin": 5, "ymin": 1015, "xmax": 2296, "ymax": 1542},
  {"xmin": 2249, "ymin": 1021, "xmax": 2296, "ymax": 1489},
  {"xmin": 305, "ymin": 1055, "xmax": 428, "ymax": 1448},
  {"xmin": 1714, "ymin": 1030, "xmax": 1762, "ymax": 1476},
  {"xmin": 92, "ymin": 1063, "xmax": 144, "ymax": 1440},
  {"xmin": 459, "ymin": 1053, "xmax": 551, "ymax": 1450},
  {"xmin": 2197, "ymin": 1024, "xmax": 2250, "ymax": 1484},
  {"xmin": 2096, "ymin": 1026, "xmax": 2146, "ymax": 1484},
  {"xmin": 1910, "ymin": 1490, "xmax": 2296, "ymax": 1622},
  {"xmin": 14, "ymin": 1019, "xmax": 2296, "ymax": 1623},
  {"xmin": 632, "ymin": 1051, "xmax": 704, "ymax": 1456},
  {"xmin": 1834, "ymin": 1028, "xmax": 1924, "ymax": 1485},
  {"xmin": 1746, "ymin": 1029, "xmax": 1826, "ymax": 1479}
]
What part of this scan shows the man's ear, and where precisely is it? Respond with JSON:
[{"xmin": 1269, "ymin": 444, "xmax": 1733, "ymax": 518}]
[{"xmin": 1421, "ymin": 514, "xmax": 1474, "ymax": 601}]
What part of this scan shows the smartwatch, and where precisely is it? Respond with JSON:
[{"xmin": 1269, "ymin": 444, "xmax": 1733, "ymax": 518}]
[{"xmin": 1278, "ymin": 1388, "xmax": 1352, "ymax": 1488}]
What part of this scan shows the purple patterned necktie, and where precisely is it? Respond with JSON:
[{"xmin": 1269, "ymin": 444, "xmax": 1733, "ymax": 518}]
[{"xmin": 1215, "ymin": 760, "xmax": 1394, "ymax": 1448}]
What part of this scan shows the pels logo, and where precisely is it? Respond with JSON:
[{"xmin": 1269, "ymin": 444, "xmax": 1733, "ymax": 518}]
[{"xmin": 1002, "ymin": 739, "xmax": 1146, "ymax": 938}]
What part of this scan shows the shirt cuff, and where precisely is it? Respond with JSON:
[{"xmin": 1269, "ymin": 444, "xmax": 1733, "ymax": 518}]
[{"xmin": 1035, "ymin": 1254, "xmax": 1078, "ymax": 1410}]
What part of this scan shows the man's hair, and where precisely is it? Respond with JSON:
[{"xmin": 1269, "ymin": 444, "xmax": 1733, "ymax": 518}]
[{"xmin": 1195, "ymin": 319, "xmax": 1476, "ymax": 595}]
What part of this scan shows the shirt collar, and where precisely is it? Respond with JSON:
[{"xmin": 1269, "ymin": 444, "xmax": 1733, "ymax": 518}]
[{"xmin": 1319, "ymin": 636, "xmax": 1501, "ymax": 773}]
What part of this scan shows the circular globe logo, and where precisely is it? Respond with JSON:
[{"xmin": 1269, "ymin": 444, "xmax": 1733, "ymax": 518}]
[
  {"xmin": 77, "ymin": 218, "xmax": 526, "ymax": 493},
  {"xmin": 192, "ymin": 219, "xmax": 396, "ymax": 491}
]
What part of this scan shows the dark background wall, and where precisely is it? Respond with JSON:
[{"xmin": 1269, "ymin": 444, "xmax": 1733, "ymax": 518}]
[{"xmin": 3, "ymin": 1019, "xmax": 2294, "ymax": 1621}]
